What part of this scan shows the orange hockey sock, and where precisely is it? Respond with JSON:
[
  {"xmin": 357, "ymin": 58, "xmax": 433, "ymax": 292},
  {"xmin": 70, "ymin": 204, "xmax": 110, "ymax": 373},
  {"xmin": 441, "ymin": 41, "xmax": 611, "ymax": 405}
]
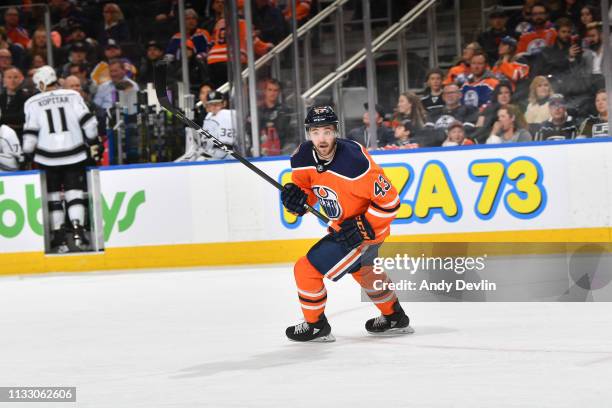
[
  {"xmin": 351, "ymin": 266, "xmax": 397, "ymax": 316},
  {"xmin": 294, "ymin": 256, "xmax": 327, "ymax": 323}
]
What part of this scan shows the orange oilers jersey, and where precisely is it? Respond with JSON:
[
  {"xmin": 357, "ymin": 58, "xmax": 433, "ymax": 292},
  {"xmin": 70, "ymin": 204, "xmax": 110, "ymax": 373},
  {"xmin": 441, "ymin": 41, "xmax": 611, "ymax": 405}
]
[
  {"xmin": 492, "ymin": 60, "xmax": 530, "ymax": 87},
  {"xmin": 517, "ymin": 28, "xmax": 557, "ymax": 54},
  {"xmin": 290, "ymin": 139, "xmax": 400, "ymax": 243},
  {"xmin": 443, "ymin": 62, "xmax": 470, "ymax": 85},
  {"xmin": 207, "ymin": 18, "xmax": 271, "ymax": 65}
]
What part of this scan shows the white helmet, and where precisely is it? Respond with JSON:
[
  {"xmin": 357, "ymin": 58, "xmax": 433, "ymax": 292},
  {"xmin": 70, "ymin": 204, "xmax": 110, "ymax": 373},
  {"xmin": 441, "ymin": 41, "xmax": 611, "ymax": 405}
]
[{"xmin": 33, "ymin": 65, "xmax": 57, "ymax": 92}]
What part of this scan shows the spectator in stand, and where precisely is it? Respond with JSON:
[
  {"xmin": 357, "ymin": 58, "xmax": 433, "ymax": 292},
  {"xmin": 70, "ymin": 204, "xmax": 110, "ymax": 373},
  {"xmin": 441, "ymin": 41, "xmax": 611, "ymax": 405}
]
[
  {"xmin": 461, "ymin": 51, "xmax": 500, "ymax": 109},
  {"xmin": 486, "ymin": 105, "xmax": 532, "ymax": 143},
  {"xmin": 554, "ymin": 0, "xmax": 583, "ymax": 27},
  {"xmin": 473, "ymin": 82, "xmax": 514, "ymax": 143},
  {"xmin": 203, "ymin": 0, "xmax": 225, "ymax": 33},
  {"xmin": 24, "ymin": 27, "xmax": 64, "ymax": 72},
  {"xmin": 61, "ymin": 74, "xmax": 92, "ymax": 106},
  {"xmin": 420, "ymin": 69, "xmax": 445, "ymax": 113},
  {"xmin": 395, "ymin": 91, "xmax": 428, "ymax": 130},
  {"xmin": 347, "ymin": 103, "xmax": 395, "ymax": 149},
  {"xmin": 584, "ymin": 22, "xmax": 603, "ymax": 76},
  {"xmin": 62, "ymin": 74, "xmax": 91, "ymax": 105},
  {"xmin": 281, "ymin": 1, "xmax": 313, "ymax": 24},
  {"xmin": 254, "ymin": 79, "xmax": 294, "ymax": 156},
  {"xmin": 207, "ymin": 2, "xmax": 272, "ymax": 88},
  {"xmin": 253, "ymin": 0, "xmax": 286, "ymax": 45},
  {"xmin": 61, "ymin": 23, "xmax": 97, "ymax": 65},
  {"xmin": 390, "ymin": 120, "xmax": 420, "ymax": 149},
  {"xmin": 172, "ymin": 40, "xmax": 209, "ymax": 94},
  {"xmin": 525, "ymin": 75, "xmax": 553, "ymax": 129},
  {"xmin": 139, "ymin": 40, "xmax": 165, "ymax": 86},
  {"xmin": 67, "ymin": 63, "xmax": 96, "ymax": 100},
  {"xmin": 578, "ymin": 89, "xmax": 609, "ymax": 137},
  {"xmin": 154, "ymin": 0, "xmax": 207, "ymax": 23},
  {"xmin": 49, "ymin": 0, "xmax": 88, "ymax": 40},
  {"xmin": 165, "ymin": 9, "xmax": 211, "ymax": 63},
  {"xmin": 428, "ymin": 83, "xmax": 478, "ymax": 133},
  {"xmin": 534, "ymin": 18, "xmax": 592, "ymax": 111},
  {"xmin": 0, "ymin": 49, "xmax": 12, "ymax": 92},
  {"xmin": 93, "ymin": 58, "xmax": 139, "ymax": 113},
  {"xmin": 0, "ymin": 67, "xmax": 29, "ymax": 138},
  {"xmin": 517, "ymin": 3, "xmax": 557, "ymax": 56},
  {"xmin": 0, "ymin": 28, "xmax": 25, "ymax": 71},
  {"xmin": 508, "ymin": 0, "xmax": 537, "ymax": 36},
  {"xmin": 578, "ymin": 5, "xmax": 600, "ymax": 36},
  {"xmin": 97, "ymin": 3, "xmax": 131, "ymax": 48},
  {"xmin": 444, "ymin": 42, "xmax": 482, "ymax": 86},
  {"xmin": 60, "ymin": 42, "xmax": 90, "ymax": 77},
  {"xmin": 442, "ymin": 121, "xmax": 475, "ymax": 147},
  {"xmin": 90, "ymin": 39, "xmax": 137, "ymax": 86},
  {"xmin": 477, "ymin": 6, "xmax": 511, "ymax": 63},
  {"xmin": 492, "ymin": 36, "xmax": 529, "ymax": 89},
  {"xmin": 535, "ymin": 93, "xmax": 578, "ymax": 140},
  {"xmin": 3, "ymin": 8, "xmax": 29, "ymax": 49}
]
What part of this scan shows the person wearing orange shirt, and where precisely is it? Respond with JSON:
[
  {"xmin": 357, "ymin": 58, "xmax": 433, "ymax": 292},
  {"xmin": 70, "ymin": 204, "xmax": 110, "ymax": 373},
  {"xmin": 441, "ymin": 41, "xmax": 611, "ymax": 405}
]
[
  {"xmin": 517, "ymin": 3, "xmax": 557, "ymax": 55},
  {"xmin": 3, "ymin": 8, "xmax": 29, "ymax": 48},
  {"xmin": 281, "ymin": 106, "xmax": 413, "ymax": 342},
  {"xmin": 282, "ymin": 0, "xmax": 312, "ymax": 23},
  {"xmin": 207, "ymin": 3, "xmax": 273, "ymax": 88},
  {"xmin": 444, "ymin": 42, "xmax": 482, "ymax": 86},
  {"xmin": 492, "ymin": 36, "xmax": 530, "ymax": 89}
]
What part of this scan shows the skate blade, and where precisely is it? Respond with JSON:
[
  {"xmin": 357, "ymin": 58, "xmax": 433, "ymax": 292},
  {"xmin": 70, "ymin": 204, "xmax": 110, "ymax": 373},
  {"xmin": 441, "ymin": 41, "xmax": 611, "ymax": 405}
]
[
  {"xmin": 311, "ymin": 333, "xmax": 336, "ymax": 342},
  {"xmin": 367, "ymin": 326, "xmax": 415, "ymax": 337},
  {"xmin": 288, "ymin": 333, "xmax": 336, "ymax": 343}
]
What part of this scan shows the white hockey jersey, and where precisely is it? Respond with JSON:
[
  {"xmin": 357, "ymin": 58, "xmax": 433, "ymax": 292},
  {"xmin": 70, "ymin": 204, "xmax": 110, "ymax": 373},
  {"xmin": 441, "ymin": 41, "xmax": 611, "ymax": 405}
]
[
  {"xmin": 0, "ymin": 124, "xmax": 22, "ymax": 172},
  {"xmin": 23, "ymin": 89, "xmax": 98, "ymax": 166},
  {"xmin": 202, "ymin": 109, "xmax": 237, "ymax": 160}
]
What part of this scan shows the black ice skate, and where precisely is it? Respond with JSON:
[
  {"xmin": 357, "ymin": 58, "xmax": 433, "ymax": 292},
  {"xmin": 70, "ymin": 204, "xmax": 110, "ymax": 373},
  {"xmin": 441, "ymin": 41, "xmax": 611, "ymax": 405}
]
[
  {"xmin": 70, "ymin": 220, "xmax": 89, "ymax": 250},
  {"xmin": 365, "ymin": 302, "xmax": 414, "ymax": 336},
  {"xmin": 50, "ymin": 227, "xmax": 69, "ymax": 254},
  {"xmin": 286, "ymin": 314, "xmax": 335, "ymax": 342}
]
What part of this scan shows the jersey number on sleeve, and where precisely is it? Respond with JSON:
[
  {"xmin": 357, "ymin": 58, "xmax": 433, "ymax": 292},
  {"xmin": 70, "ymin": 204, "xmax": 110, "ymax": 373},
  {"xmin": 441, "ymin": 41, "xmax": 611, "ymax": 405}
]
[
  {"xmin": 45, "ymin": 107, "xmax": 68, "ymax": 134},
  {"xmin": 374, "ymin": 175, "xmax": 391, "ymax": 197}
]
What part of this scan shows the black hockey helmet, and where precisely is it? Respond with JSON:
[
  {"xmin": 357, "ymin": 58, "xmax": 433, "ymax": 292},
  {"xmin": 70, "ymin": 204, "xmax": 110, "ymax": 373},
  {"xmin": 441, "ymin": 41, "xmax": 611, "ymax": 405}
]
[{"xmin": 304, "ymin": 105, "xmax": 339, "ymax": 130}]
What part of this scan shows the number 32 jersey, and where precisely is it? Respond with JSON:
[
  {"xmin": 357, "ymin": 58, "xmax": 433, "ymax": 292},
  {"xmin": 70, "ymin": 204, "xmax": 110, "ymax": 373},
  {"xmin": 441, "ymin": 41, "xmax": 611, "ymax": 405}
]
[
  {"xmin": 291, "ymin": 138, "xmax": 400, "ymax": 242},
  {"xmin": 23, "ymin": 89, "xmax": 98, "ymax": 167}
]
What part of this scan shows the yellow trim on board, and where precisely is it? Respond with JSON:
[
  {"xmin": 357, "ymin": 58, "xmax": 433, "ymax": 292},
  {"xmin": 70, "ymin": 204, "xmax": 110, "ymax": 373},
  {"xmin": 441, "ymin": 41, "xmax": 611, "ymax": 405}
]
[{"xmin": 1, "ymin": 227, "xmax": 611, "ymax": 276}]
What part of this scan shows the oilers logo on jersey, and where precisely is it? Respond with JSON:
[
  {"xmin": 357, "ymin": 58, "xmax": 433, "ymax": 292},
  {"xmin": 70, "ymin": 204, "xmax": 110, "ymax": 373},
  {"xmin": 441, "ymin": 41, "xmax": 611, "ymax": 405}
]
[
  {"xmin": 463, "ymin": 90, "xmax": 479, "ymax": 108},
  {"xmin": 313, "ymin": 185, "xmax": 343, "ymax": 219}
]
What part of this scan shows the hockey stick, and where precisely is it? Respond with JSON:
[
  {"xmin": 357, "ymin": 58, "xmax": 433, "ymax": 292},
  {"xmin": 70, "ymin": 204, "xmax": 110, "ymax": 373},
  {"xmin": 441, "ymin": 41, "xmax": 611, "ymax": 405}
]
[{"xmin": 153, "ymin": 61, "xmax": 333, "ymax": 227}]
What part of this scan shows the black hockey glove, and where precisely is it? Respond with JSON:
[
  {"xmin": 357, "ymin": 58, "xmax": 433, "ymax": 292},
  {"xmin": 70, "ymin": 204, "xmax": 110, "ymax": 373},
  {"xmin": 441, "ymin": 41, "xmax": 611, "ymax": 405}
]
[
  {"xmin": 333, "ymin": 215, "xmax": 375, "ymax": 250},
  {"xmin": 281, "ymin": 183, "xmax": 308, "ymax": 216}
]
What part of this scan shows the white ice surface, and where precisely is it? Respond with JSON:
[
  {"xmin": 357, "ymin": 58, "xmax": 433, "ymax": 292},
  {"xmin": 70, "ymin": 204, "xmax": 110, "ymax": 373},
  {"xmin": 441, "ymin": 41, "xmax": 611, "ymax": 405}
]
[{"xmin": 1, "ymin": 264, "xmax": 612, "ymax": 408}]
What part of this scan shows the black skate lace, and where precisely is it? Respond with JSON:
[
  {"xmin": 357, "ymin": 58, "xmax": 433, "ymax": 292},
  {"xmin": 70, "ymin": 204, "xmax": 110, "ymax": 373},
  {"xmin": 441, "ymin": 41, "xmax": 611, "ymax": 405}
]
[
  {"xmin": 373, "ymin": 315, "xmax": 387, "ymax": 328},
  {"xmin": 295, "ymin": 321, "xmax": 310, "ymax": 334}
]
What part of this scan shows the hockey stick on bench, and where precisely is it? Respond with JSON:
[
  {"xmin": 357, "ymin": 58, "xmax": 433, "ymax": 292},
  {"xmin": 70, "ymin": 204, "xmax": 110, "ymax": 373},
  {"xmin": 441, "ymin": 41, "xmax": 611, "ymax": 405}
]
[{"xmin": 153, "ymin": 61, "xmax": 333, "ymax": 227}]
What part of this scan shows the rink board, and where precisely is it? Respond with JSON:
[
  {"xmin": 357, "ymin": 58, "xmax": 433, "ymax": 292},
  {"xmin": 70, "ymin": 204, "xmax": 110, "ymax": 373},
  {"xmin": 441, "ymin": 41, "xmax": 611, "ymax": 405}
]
[{"xmin": 2, "ymin": 138, "xmax": 612, "ymax": 275}]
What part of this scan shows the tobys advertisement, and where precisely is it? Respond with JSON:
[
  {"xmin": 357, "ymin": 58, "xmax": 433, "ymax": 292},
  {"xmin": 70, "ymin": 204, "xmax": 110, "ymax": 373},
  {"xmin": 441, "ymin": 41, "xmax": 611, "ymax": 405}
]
[{"xmin": 1, "ymin": 138, "xmax": 612, "ymax": 274}]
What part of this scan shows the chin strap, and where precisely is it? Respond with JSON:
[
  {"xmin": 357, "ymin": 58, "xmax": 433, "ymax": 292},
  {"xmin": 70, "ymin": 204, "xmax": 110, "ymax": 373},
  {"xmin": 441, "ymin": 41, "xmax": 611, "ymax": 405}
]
[{"xmin": 311, "ymin": 142, "xmax": 337, "ymax": 173}]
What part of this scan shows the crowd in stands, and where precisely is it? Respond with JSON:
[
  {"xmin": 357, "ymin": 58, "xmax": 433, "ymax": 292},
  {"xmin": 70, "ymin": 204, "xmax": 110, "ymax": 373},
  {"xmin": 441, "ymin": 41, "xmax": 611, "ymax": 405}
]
[
  {"xmin": 0, "ymin": 0, "xmax": 610, "ymax": 166},
  {"xmin": 0, "ymin": 0, "xmax": 312, "ymax": 164},
  {"xmin": 357, "ymin": 1, "xmax": 609, "ymax": 150}
]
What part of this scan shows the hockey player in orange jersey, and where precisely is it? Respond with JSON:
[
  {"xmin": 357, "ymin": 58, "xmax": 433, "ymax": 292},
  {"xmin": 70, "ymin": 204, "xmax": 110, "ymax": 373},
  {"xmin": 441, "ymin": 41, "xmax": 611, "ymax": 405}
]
[{"xmin": 281, "ymin": 106, "xmax": 414, "ymax": 342}]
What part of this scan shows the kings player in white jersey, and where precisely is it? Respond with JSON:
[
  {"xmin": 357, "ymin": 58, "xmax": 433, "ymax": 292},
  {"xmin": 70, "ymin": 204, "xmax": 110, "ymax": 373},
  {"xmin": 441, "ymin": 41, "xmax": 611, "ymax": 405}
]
[
  {"xmin": 175, "ymin": 90, "xmax": 236, "ymax": 162},
  {"xmin": 22, "ymin": 66, "xmax": 99, "ymax": 252},
  {"xmin": 0, "ymin": 123, "xmax": 23, "ymax": 172},
  {"xmin": 201, "ymin": 91, "xmax": 236, "ymax": 160}
]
